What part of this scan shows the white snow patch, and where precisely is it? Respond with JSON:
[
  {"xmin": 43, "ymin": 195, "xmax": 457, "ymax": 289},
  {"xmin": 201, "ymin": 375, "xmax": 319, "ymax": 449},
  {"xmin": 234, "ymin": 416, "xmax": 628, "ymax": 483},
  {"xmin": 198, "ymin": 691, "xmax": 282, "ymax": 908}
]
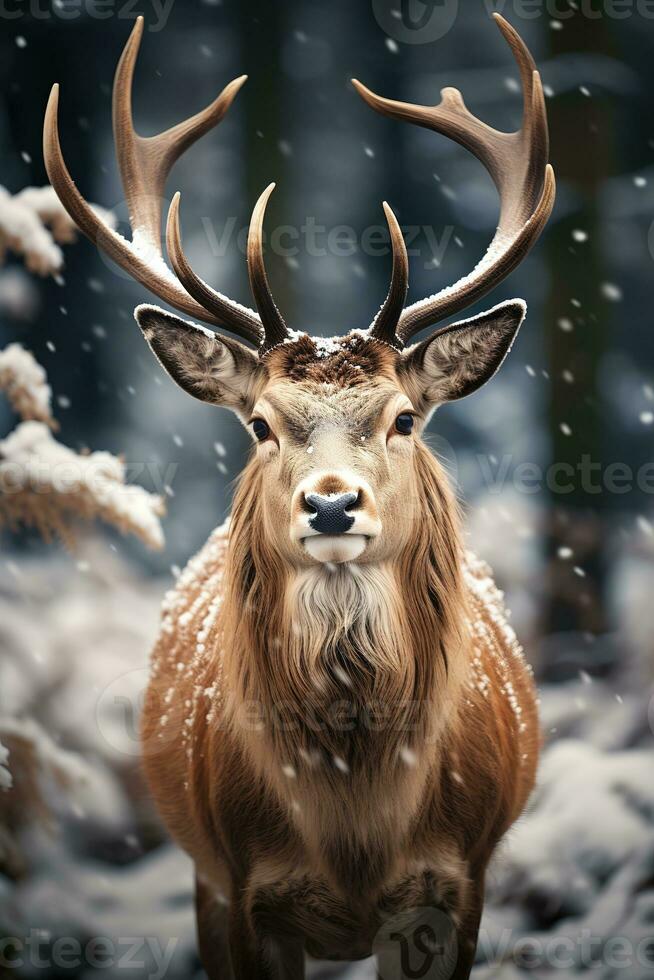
[
  {"xmin": 0, "ymin": 739, "xmax": 11, "ymax": 790},
  {"xmin": 0, "ymin": 343, "xmax": 54, "ymax": 424},
  {"xmin": 0, "ymin": 421, "xmax": 165, "ymax": 549},
  {"xmin": 0, "ymin": 185, "xmax": 115, "ymax": 276}
]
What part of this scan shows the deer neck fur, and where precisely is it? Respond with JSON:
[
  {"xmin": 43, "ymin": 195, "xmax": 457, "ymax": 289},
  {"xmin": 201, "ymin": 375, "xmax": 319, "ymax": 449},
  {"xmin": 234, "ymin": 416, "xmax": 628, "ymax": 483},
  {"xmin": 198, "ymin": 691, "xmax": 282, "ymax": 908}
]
[{"xmin": 218, "ymin": 445, "xmax": 470, "ymax": 891}]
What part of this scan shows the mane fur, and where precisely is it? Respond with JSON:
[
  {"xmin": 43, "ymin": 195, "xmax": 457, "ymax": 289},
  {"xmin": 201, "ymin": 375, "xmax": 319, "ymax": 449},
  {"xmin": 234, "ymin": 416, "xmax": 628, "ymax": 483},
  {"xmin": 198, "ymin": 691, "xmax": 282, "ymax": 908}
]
[{"xmin": 218, "ymin": 442, "xmax": 471, "ymax": 893}]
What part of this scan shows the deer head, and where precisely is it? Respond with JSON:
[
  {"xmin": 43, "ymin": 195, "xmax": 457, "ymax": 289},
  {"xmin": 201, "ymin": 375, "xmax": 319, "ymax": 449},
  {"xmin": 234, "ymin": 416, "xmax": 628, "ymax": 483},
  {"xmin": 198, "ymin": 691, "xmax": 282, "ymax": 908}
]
[{"xmin": 44, "ymin": 14, "xmax": 554, "ymax": 568}]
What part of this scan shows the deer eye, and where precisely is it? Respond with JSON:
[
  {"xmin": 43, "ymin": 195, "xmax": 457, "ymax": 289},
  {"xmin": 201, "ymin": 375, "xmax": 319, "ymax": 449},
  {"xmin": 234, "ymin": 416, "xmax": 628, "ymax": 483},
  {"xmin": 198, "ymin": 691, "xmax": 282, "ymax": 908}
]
[
  {"xmin": 395, "ymin": 413, "xmax": 414, "ymax": 435},
  {"xmin": 252, "ymin": 419, "xmax": 270, "ymax": 442}
]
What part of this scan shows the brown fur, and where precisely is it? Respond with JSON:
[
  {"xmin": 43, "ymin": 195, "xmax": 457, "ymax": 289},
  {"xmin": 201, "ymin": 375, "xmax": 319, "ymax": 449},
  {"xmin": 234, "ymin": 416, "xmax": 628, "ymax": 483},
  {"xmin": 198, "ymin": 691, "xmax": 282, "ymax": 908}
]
[
  {"xmin": 141, "ymin": 335, "xmax": 539, "ymax": 979},
  {"xmin": 268, "ymin": 333, "xmax": 398, "ymax": 387}
]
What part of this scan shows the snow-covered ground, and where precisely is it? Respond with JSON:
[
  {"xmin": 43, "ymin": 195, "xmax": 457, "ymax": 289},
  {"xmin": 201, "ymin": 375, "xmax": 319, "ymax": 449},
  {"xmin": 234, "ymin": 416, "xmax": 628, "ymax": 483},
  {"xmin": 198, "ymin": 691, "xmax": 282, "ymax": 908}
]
[{"xmin": 0, "ymin": 538, "xmax": 652, "ymax": 979}]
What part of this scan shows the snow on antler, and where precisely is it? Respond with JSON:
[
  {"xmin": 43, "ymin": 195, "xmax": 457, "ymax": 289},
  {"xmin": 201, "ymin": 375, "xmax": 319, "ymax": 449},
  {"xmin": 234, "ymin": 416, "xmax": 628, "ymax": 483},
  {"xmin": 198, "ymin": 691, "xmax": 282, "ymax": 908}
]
[
  {"xmin": 0, "ymin": 422, "xmax": 165, "ymax": 549},
  {"xmin": 0, "ymin": 185, "xmax": 115, "ymax": 276},
  {"xmin": 0, "ymin": 343, "xmax": 55, "ymax": 426}
]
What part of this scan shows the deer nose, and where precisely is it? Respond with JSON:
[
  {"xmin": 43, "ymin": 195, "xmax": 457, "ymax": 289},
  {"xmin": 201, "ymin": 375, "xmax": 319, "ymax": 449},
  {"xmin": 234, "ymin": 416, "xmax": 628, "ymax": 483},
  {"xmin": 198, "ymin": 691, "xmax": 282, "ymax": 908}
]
[
  {"xmin": 290, "ymin": 471, "xmax": 382, "ymax": 562},
  {"xmin": 305, "ymin": 492, "xmax": 359, "ymax": 536}
]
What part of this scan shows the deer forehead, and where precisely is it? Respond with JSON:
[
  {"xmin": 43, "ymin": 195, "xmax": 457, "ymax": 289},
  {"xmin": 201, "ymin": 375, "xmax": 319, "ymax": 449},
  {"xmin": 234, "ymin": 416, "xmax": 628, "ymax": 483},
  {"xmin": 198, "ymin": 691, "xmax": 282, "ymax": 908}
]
[
  {"xmin": 256, "ymin": 336, "xmax": 411, "ymax": 439},
  {"xmin": 265, "ymin": 333, "xmax": 400, "ymax": 386}
]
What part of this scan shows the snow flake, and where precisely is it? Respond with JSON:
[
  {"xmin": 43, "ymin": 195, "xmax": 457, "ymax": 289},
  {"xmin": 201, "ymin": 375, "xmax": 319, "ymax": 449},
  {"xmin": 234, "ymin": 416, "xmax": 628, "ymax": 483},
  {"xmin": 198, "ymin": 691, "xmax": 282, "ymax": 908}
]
[
  {"xmin": 399, "ymin": 746, "xmax": 417, "ymax": 767},
  {"xmin": 601, "ymin": 282, "xmax": 623, "ymax": 302}
]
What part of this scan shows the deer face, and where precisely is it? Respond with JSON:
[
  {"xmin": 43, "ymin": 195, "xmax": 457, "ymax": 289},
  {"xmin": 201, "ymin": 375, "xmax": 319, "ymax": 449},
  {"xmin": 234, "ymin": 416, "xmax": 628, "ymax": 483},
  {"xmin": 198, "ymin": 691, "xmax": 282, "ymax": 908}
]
[
  {"xmin": 253, "ymin": 334, "xmax": 428, "ymax": 568},
  {"xmin": 136, "ymin": 301, "xmax": 525, "ymax": 567}
]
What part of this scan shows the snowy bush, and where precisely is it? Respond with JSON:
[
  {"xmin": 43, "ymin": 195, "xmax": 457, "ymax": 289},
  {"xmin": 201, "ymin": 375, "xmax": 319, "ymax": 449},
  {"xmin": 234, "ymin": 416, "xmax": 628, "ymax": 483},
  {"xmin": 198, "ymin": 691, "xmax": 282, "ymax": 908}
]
[
  {"xmin": 0, "ymin": 185, "xmax": 115, "ymax": 276},
  {"xmin": 0, "ymin": 421, "xmax": 164, "ymax": 549},
  {"xmin": 489, "ymin": 740, "xmax": 654, "ymax": 918},
  {"xmin": 0, "ymin": 186, "xmax": 164, "ymax": 550},
  {"xmin": 0, "ymin": 342, "xmax": 54, "ymax": 425},
  {"xmin": 0, "ymin": 740, "xmax": 11, "ymax": 791}
]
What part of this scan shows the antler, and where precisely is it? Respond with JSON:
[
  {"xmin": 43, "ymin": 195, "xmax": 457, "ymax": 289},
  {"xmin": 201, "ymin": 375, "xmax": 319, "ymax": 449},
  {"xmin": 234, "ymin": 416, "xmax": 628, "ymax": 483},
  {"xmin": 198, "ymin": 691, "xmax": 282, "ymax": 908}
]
[
  {"xmin": 43, "ymin": 16, "xmax": 263, "ymax": 348},
  {"xmin": 369, "ymin": 202, "xmax": 409, "ymax": 349},
  {"xmin": 246, "ymin": 183, "xmax": 290, "ymax": 353},
  {"xmin": 352, "ymin": 13, "xmax": 555, "ymax": 345}
]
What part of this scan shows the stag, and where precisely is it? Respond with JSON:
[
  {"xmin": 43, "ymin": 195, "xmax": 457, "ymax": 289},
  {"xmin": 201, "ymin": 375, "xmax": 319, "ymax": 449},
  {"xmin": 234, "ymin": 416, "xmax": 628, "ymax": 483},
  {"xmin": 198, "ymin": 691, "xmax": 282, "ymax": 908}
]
[{"xmin": 44, "ymin": 14, "xmax": 554, "ymax": 978}]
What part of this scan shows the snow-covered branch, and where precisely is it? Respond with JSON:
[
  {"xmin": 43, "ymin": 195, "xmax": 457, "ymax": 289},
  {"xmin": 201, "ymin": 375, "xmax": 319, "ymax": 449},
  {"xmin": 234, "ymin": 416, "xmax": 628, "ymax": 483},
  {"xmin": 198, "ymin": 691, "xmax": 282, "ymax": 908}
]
[
  {"xmin": 0, "ymin": 739, "xmax": 11, "ymax": 791},
  {"xmin": 0, "ymin": 422, "xmax": 165, "ymax": 549},
  {"xmin": 0, "ymin": 343, "xmax": 55, "ymax": 426},
  {"xmin": 0, "ymin": 182, "xmax": 165, "ymax": 552},
  {"xmin": 0, "ymin": 185, "xmax": 115, "ymax": 277}
]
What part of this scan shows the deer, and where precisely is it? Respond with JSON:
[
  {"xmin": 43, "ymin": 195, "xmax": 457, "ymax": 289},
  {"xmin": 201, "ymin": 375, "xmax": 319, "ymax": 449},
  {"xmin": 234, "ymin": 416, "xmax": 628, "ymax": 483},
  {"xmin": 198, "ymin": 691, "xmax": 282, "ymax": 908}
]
[{"xmin": 43, "ymin": 13, "xmax": 554, "ymax": 979}]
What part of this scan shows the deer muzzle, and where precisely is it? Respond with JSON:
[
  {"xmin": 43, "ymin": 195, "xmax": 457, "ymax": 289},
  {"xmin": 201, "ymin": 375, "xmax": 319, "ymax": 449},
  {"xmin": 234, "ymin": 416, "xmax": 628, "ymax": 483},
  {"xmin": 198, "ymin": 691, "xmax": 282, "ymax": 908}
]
[{"xmin": 290, "ymin": 471, "xmax": 382, "ymax": 564}]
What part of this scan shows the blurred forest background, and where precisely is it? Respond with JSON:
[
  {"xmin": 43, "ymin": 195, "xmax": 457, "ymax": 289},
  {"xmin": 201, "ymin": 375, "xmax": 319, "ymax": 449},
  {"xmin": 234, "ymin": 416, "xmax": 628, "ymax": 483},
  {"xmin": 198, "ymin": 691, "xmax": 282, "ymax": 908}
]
[{"xmin": 0, "ymin": 0, "xmax": 653, "ymax": 977}]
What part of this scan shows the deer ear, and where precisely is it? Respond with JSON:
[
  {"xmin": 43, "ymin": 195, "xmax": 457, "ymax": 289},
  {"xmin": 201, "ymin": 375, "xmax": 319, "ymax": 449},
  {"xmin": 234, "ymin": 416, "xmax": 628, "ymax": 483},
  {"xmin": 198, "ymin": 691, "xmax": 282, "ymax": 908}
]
[
  {"xmin": 135, "ymin": 305, "xmax": 261, "ymax": 417},
  {"xmin": 400, "ymin": 300, "xmax": 526, "ymax": 409}
]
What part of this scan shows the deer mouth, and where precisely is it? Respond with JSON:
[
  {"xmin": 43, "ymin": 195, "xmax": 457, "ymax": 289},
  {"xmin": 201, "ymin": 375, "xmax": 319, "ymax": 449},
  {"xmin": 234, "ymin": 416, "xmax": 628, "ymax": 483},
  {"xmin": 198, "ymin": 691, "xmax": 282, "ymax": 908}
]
[
  {"xmin": 301, "ymin": 533, "xmax": 369, "ymax": 564},
  {"xmin": 295, "ymin": 508, "xmax": 381, "ymax": 565}
]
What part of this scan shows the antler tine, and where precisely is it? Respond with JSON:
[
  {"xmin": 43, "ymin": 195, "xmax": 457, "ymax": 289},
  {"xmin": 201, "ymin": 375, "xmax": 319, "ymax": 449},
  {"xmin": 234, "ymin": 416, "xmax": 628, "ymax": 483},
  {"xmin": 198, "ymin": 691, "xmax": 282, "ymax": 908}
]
[
  {"xmin": 247, "ymin": 184, "xmax": 290, "ymax": 354},
  {"xmin": 44, "ymin": 17, "xmax": 263, "ymax": 347},
  {"xmin": 370, "ymin": 202, "xmax": 409, "ymax": 349},
  {"xmin": 352, "ymin": 14, "xmax": 555, "ymax": 344},
  {"xmin": 166, "ymin": 193, "xmax": 263, "ymax": 347},
  {"xmin": 112, "ymin": 17, "xmax": 246, "ymax": 255}
]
